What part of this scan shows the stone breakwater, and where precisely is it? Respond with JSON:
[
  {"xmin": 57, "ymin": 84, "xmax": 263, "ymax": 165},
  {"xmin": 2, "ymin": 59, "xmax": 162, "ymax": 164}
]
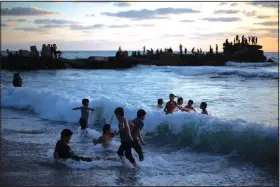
[{"xmin": 0, "ymin": 51, "xmax": 269, "ymax": 71}]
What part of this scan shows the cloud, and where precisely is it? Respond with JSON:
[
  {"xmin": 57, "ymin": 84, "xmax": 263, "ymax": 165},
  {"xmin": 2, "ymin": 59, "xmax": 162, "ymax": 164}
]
[
  {"xmin": 230, "ymin": 3, "xmax": 238, "ymax": 7},
  {"xmin": 34, "ymin": 19, "xmax": 78, "ymax": 25},
  {"xmin": 114, "ymin": 2, "xmax": 132, "ymax": 7},
  {"xmin": 1, "ymin": 7, "xmax": 59, "ymax": 16},
  {"xmin": 102, "ymin": 7, "xmax": 200, "ymax": 20},
  {"xmin": 179, "ymin": 19, "xmax": 195, "ymax": 22},
  {"xmin": 1, "ymin": 23, "xmax": 9, "ymax": 27},
  {"xmin": 69, "ymin": 24, "xmax": 105, "ymax": 30},
  {"xmin": 214, "ymin": 10, "xmax": 240, "ymax": 14},
  {"xmin": 135, "ymin": 24, "xmax": 155, "ymax": 27},
  {"xmin": 7, "ymin": 19, "xmax": 27, "ymax": 22},
  {"xmin": 244, "ymin": 10, "xmax": 257, "ymax": 17},
  {"xmin": 250, "ymin": 28, "xmax": 278, "ymax": 34},
  {"xmin": 163, "ymin": 34, "xmax": 185, "ymax": 38},
  {"xmin": 219, "ymin": 2, "xmax": 227, "ymax": 5},
  {"xmin": 14, "ymin": 27, "xmax": 44, "ymax": 32},
  {"xmin": 107, "ymin": 24, "xmax": 130, "ymax": 28},
  {"xmin": 85, "ymin": 14, "xmax": 95, "ymax": 17},
  {"xmin": 247, "ymin": 2, "xmax": 278, "ymax": 8},
  {"xmin": 39, "ymin": 24, "xmax": 68, "ymax": 28},
  {"xmin": 256, "ymin": 15, "xmax": 271, "ymax": 19},
  {"xmin": 202, "ymin": 17, "xmax": 241, "ymax": 22},
  {"xmin": 254, "ymin": 21, "xmax": 278, "ymax": 26}
]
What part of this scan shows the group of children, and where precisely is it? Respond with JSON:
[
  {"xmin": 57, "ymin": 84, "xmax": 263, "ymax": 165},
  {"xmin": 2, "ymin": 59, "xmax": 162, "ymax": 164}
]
[
  {"xmin": 54, "ymin": 94, "xmax": 208, "ymax": 167},
  {"xmin": 54, "ymin": 98, "xmax": 146, "ymax": 167},
  {"xmin": 157, "ymin": 94, "xmax": 208, "ymax": 115}
]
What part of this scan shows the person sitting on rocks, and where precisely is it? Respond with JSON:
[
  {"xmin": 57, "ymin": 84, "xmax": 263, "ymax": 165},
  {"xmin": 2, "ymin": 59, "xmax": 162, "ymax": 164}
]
[
  {"xmin": 137, "ymin": 50, "xmax": 141, "ymax": 56},
  {"xmin": 13, "ymin": 73, "xmax": 22, "ymax": 87},
  {"xmin": 6, "ymin": 49, "xmax": 12, "ymax": 57},
  {"xmin": 170, "ymin": 48, "xmax": 173, "ymax": 53},
  {"xmin": 184, "ymin": 48, "xmax": 187, "ymax": 55},
  {"xmin": 160, "ymin": 49, "xmax": 163, "ymax": 53}
]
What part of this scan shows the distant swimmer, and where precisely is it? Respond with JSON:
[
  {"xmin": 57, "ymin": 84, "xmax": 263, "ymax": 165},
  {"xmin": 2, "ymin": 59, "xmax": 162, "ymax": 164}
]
[
  {"xmin": 131, "ymin": 109, "xmax": 146, "ymax": 161},
  {"xmin": 114, "ymin": 107, "xmax": 137, "ymax": 167},
  {"xmin": 157, "ymin": 98, "xmax": 164, "ymax": 109},
  {"xmin": 93, "ymin": 124, "xmax": 119, "ymax": 148},
  {"xmin": 164, "ymin": 94, "xmax": 179, "ymax": 114},
  {"xmin": 72, "ymin": 98, "xmax": 94, "ymax": 134},
  {"xmin": 53, "ymin": 129, "xmax": 107, "ymax": 165},
  {"xmin": 13, "ymin": 73, "xmax": 22, "ymax": 87},
  {"xmin": 200, "ymin": 102, "xmax": 208, "ymax": 115},
  {"xmin": 183, "ymin": 100, "xmax": 197, "ymax": 113}
]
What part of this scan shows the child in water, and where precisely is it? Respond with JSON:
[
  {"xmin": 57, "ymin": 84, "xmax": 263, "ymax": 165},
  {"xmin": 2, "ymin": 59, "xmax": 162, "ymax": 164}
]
[
  {"xmin": 176, "ymin": 97, "xmax": 184, "ymax": 111},
  {"xmin": 157, "ymin": 98, "xmax": 164, "ymax": 109},
  {"xmin": 114, "ymin": 107, "xmax": 137, "ymax": 167},
  {"xmin": 54, "ymin": 129, "xmax": 117, "ymax": 166},
  {"xmin": 131, "ymin": 109, "xmax": 146, "ymax": 161},
  {"xmin": 72, "ymin": 98, "xmax": 94, "ymax": 134},
  {"xmin": 164, "ymin": 94, "xmax": 179, "ymax": 114},
  {"xmin": 184, "ymin": 100, "xmax": 197, "ymax": 113},
  {"xmin": 200, "ymin": 102, "xmax": 208, "ymax": 115},
  {"xmin": 93, "ymin": 124, "xmax": 119, "ymax": 148}
]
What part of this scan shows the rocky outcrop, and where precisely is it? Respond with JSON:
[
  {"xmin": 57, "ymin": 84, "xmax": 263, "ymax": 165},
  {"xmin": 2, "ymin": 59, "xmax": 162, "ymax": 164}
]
[
  {"xmin": 41, "ymin": 44, "xmax": 52, "ymax": 58},
  {"xmin": 19, "ymin": 50, "xmax": 30, "ymax": 57},
  {"xmin": 30, "ymin": 46, "xmax": 39, "ymax": 57}
]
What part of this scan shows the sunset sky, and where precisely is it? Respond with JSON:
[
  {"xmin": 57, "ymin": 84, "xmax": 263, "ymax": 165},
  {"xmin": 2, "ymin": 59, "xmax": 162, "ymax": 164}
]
[{"xmin": 1, "ymin": 1, "xmax": 278, "ymax": 52}]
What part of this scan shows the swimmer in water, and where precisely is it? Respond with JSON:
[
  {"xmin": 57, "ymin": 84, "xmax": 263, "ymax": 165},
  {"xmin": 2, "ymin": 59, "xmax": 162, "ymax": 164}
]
[
  {"xmin": 157, "ymin": 98, "xmax": 164, "ymax": 109},
  {"xmin": 164, "ymin": 94, "xmax": 179, "ymax": 114},
  {"xmin": 93, "ymin": 124, "xmax": 119, "ymax": 148},
  {"xmin": 200, "ymin": 102, "xmax": 208, "ymax": 115},
  {"xmin": 183, "ymin": 100, "xmax": 197, "ymax": 113}
]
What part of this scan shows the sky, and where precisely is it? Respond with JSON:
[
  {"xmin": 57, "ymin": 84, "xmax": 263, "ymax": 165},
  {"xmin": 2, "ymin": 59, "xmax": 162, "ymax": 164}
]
[{"xmin": 1, "ymin": 1, "xmax": 279, "ymax": 52}]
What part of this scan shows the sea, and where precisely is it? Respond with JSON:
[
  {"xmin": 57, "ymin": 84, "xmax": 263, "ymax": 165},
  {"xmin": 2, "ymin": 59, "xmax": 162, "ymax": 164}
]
[{"xmin": 1, "ymin": 51, "xmax": 279, "ymax": 186}]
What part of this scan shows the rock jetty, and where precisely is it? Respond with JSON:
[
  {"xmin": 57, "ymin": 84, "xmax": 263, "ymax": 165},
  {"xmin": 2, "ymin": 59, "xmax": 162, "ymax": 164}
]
[{"xmin": 1, "ymin": 37, "xmax": 271, "ymax": 71}]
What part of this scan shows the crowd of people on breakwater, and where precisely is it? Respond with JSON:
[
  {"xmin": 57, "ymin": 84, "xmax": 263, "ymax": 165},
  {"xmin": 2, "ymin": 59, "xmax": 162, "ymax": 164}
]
[
  {"xmin": 223, "ymin": 35, "xmax": 259, "ymax": 49},
  {"xmin": 53, "ymin": 93, "xmax": 209, "ymax": 167}
]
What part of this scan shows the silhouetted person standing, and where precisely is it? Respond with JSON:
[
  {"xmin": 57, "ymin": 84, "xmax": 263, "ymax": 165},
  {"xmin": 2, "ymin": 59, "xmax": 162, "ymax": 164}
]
[
  {"xmin": 191, "ymin": 47, "xmax": 195, "ymax": 54},
  {"xmin": 179, "ymin": 44, "xmax": 182, "ymax": 55},
  {"xmin": 184, "ymin": 48, "xmax": 187, "ymax": 55},
  {"xmin": 143, "ymin": 46, "xmax": 146, "ymax": 55},
  {"xmin": 200, "ymin": 48, "xmax": 202, "ymax": 54},
  {"xmin": 248, "ymin": 36, "xmax": 251, "ymax": 44},
  {"xmin": 216, "ymin": 44, "xmax": 218, "ymax": 54},
  {"xmin": 252, "ymin": 37, "xmax": 255, "ymax": 45},
  {"xmin": 236, "ymin": 35, "xmax": 239, "ymax": 43},
  {"xmin": 234, "ymin": 38, "xmax": 236, "ymax": 44},
  {"xmin": 256, "ymin": 37, "xmax": 258, "ymax": 44}
]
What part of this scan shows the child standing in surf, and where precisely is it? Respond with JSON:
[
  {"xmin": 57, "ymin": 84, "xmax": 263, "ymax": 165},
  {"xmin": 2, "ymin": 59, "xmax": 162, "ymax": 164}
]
[
  {"xmin": 114, "ymin": 107, "xmax": 137, "ymax": 167},
  {"xmin": 131, "ymin": 109, "xmax": 146, "ymax": 161},
  {"xmin": 72, "ymin": 98, "xmax": 94, "ymax": 135}
]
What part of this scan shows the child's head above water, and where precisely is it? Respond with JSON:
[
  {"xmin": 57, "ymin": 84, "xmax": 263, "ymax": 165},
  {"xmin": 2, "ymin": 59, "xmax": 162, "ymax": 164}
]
[
  {"xmin": 157, "ymin": 98, "xmax": 163, "ymax": 105},
  {"xmin": 103, "ymin": 124, "xmax": 112, "ymax": 135},
  {"xmin": 82, "ymin": 98, "xmax": 89, "ymax": 106},
  {"xmin": 177, "ymin": 97, "xmax": 183, "ymax": 105},
  {"xmin": 60, "ymin": 129, "xmax": 73, "ymax": 143},
  {"xmin": 200, "ymin": 102, "xmax": 207, "ymax": 109},
  {"xmin": 188, "ymin": 100, "xmax": 194, "ymax": 106},
  {"xmin": 169, "ymin": 94, "xmax": 175, "ymax": 101},
  {"xmin": 114, "ymin": 107, "xmax": 124, "ymax": 118},
  {"xmin": 137, "ymin": 109, "xmax": 147, "ymax": 120}
]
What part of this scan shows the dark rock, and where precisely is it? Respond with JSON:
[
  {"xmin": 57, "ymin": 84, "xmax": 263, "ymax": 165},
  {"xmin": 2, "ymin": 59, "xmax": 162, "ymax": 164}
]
[{"xmin": 267, "ymin": 58, "xmax": 274, "ymax": 63}]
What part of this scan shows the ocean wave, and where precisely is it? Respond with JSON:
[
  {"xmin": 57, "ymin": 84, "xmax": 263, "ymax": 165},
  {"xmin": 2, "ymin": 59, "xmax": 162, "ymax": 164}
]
[
  {"xmin": 226, "ymin": 61, "xmax": 275, "ymax": 67},
  {"xmin": 2, "ymin": 87, "xmax": 278, "ymax": 167},
  {"xmin": 158, "ymin": 66, "xmax": 279, "ymax": 79}
]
